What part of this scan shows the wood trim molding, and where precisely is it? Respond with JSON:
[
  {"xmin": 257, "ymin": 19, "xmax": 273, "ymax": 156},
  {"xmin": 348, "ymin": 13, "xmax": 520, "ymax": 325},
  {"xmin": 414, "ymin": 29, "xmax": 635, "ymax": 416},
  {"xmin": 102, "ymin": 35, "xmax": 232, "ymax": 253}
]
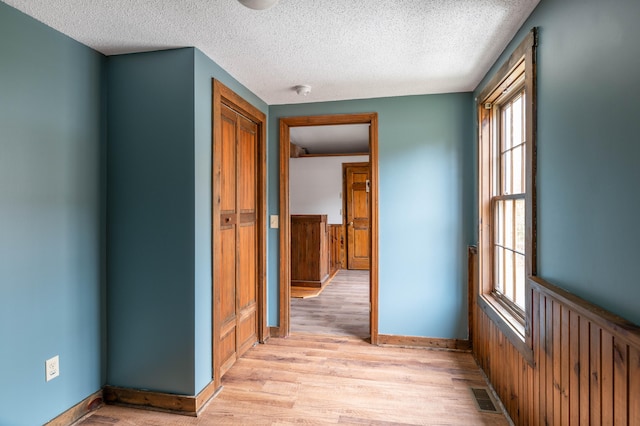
[
  {"xmin": 477, "ymin": 28, "xmax": 537, "ymax": 361},
  {"xmin": 194, "ymin": 381, "xmax": 222, "ymax": 414},
  {"xmin": 279, "ymin": 113, "xmax": 379, "ymax": 343},
  {"xmin": 103, "ymin": 381, "xmax": 220, "ymax": 417},
  {"xmin": 468, "ymin": 246, "xmax": 478, "ymax": 345},
  {"xmin": 529, "ymin": 276, "xmax": 640, "ymax": 349},
  {"xmin": 377, "ymin": 334, "xmax": 471, "ymax": 351},
  {"xmin": 45, "ymin": 390, "xmax": 103, "ymax": 426},
  {"xmin": 279, "ymin": 119, "xmax": 291, "ymax": 337},
  {"xmin": 369, "ymin": 114, "xmax": 379, "ymax": 344},
  {"xmin": 299, "ymin": 152, "xmax": 369, "ymax": 158}
]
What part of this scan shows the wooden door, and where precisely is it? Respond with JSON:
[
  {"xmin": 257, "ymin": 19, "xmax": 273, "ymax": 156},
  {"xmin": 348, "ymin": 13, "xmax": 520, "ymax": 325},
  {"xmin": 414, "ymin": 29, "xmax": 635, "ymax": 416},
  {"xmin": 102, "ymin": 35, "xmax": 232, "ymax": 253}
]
[
  {"xmin": 216, "ymin": 104, "xmax": 259, "ymax": 378},
  {"xmin": 344, "ymin": 163, "xmax": 370, "ymax": 270}
]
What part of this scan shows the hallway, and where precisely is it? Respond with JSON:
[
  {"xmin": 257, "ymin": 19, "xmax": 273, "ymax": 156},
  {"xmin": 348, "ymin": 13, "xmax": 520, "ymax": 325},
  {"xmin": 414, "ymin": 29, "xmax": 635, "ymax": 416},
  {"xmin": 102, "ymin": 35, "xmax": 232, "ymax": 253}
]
[{"xmin": 291, "ymin": 269, "xmax": 370, "ymax": 339}]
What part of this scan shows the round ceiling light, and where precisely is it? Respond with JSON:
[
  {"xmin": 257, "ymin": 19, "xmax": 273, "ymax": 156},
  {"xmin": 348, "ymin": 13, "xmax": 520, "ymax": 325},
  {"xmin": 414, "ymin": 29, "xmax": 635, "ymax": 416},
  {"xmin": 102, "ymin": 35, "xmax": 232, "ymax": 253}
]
[
  {"xmin": 295, "ymin": 85, "xmax": 311, "ymax": 96},
  {"xmin": 237, "ymin": 0, "xmax": 279, "ymax": 10}
]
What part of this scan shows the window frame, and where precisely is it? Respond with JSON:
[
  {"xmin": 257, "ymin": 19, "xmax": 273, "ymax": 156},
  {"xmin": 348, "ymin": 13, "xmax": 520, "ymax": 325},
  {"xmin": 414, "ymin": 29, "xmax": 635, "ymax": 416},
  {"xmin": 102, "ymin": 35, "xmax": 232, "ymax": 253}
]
[
  {"xmin": 477, "ymin": 28, "xmax": 537, "ymax": 363},
  {"xmin": 492, "ymin": 86, "xmax": 527, "ymax": 318}
]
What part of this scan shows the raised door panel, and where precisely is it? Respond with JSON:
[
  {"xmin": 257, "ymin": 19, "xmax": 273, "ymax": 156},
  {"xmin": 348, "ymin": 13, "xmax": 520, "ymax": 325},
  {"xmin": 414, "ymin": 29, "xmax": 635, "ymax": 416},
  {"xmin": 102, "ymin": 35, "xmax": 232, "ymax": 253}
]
[
  {"xmin": 238, "ymin": 116, "xmax": 257, "ymax": 212},
  {"xmin": 220, "ymin": 107, "xmax": 237, "ymax": 213},
  {"xmin": 219, "ymin": 227, "xmax": 237, "ymax": 324}
]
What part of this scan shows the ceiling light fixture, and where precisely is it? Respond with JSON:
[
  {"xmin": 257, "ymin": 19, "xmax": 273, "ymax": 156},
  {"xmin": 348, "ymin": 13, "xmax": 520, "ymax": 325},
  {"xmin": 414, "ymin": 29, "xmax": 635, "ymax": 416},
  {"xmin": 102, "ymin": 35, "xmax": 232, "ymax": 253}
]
[
  {"xmin": 237, "ymin": 0, "xmax": 279, "ymax": 10},
  {"xmin": 294, "ymin": 85, "xmax": 311, "ymax": 96}
]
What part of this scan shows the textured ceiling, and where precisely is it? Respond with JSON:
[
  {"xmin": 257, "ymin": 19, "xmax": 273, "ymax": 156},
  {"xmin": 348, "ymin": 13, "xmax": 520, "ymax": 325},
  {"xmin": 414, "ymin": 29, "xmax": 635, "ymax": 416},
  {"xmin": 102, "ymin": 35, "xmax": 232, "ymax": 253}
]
[{"xmin": 3, "ymin": 0, "xmax": 539, "ymax": 105}]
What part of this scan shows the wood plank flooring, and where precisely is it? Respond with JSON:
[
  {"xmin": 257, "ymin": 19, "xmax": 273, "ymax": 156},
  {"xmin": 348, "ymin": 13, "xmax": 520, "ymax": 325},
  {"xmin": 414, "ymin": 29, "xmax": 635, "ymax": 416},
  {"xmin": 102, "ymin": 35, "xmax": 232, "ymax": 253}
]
[
  {"xmin": 77, "ymin": 334, "xmax": 508, "ymax": 425},
  {"xmin": 291, "ymin": 269, "xmax": 370, "ymax": 338},
  {"xmin": 76, "ymin": 269, "xmax": 509, "ymax": 425}
]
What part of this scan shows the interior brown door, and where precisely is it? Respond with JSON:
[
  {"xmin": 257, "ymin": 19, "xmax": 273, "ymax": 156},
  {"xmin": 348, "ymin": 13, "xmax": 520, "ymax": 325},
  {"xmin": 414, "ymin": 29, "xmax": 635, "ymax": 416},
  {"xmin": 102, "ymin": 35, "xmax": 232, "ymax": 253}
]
[
  {"xmin": 216, "ymin": 104, "xmax": 259, "ymax": 378},
  {"xmin": 344, "ymin": 163, "xmax": 370, "ymax": 270}
]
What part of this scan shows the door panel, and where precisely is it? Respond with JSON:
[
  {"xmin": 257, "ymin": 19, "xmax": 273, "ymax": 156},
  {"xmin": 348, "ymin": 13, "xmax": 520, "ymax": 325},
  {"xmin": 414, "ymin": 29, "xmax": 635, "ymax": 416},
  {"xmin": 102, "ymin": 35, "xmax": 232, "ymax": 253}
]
[
  {"xmin": 219, "ymin": 227, "xmax": 236, "ymax": 323},
  {"xmin": 218, "ymin": 320, "xmax": 236, "ymax": 377},
  {"xmin": 345, "ymin": 164, "xmax": 370, "ymax": 270},
  {"xmin": 238, "ymin": 225, "xmax": 256, "ymax": 307},
  {"xmin": 215, "ymin": 104, "xmax": 259, "ymax": 379},
  {"xmin": 238, "ymin": 117, "xmax": 256, "ymax": 211},
  {"xmin": 220, "ymin": 110, "xmax": 237, "ymax": 212}
]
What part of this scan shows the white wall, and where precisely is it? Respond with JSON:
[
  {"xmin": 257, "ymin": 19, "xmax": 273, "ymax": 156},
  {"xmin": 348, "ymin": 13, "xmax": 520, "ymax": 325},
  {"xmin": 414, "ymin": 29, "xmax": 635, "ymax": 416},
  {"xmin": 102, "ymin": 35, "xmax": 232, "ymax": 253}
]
[{"xmin": 290, "ymin": 155, "xmax": 369, "ymax": 224}]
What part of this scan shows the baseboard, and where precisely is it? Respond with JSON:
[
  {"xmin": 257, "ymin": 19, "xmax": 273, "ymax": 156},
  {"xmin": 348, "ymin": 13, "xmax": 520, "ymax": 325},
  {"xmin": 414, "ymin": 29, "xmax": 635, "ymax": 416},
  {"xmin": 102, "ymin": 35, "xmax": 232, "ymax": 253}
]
[
  {"xmin": 103, "ymin": 380, "xmax": 221, "ymax": 417},
  {"xmin": 377, "ymin": 334, "xmax": 471, "ymax": 351},
  {"xmin": 269, "ymin": 326, "xmax": 281, "ymax": 338},
  {"xmin": 45, "ymin": 389, "xmax": 103, "ymax": 426},
  {"xmin": 194, "ymin": 381, "xmax": 222, "ymax": 414}
]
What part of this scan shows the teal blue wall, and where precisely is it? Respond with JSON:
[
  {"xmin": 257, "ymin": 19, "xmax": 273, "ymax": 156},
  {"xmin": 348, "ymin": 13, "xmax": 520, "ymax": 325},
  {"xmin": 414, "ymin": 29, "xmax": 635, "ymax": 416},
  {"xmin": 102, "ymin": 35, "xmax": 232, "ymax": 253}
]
[
  {"xmin": 5, "ymin": 0, "xmax": 640, "ymax": 422},
  {"xmin": 269, "ymin": 94, "xmax": 474, "ymax": 338},
  {"xmin": 107, "ymin": 48, "xmax": 197, "ymax": 394},
  {"xmin": 474, "ymin": 0, "xmax": 640, "ymax": 325},
  {"xmin": 107, "ymin": 47, "xmax": 268, "ymax": 396},
  {"xmin": 193, "ymin": 49, "xmax": 268, "ymax": 393},
  {"xmin": 0, "ymin": 3, "xmax": 106, "ymax": 425}
]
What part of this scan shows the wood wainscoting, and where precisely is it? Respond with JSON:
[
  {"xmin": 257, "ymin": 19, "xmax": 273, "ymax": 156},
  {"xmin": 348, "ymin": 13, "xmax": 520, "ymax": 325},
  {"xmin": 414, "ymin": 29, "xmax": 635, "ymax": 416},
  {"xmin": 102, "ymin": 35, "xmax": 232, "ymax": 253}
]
[
  {"xmin": 470, "ymin": 248, "xmax": 640, "ymax": 425},
  {"xmin": 328, "ymin": 224, "xmax": 345, "ymax": 273}
]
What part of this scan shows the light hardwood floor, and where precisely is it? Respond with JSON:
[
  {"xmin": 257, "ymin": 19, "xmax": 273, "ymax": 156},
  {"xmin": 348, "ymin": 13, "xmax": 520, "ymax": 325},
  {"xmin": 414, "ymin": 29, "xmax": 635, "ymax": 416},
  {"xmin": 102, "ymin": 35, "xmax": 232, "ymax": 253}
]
[
  {"xmin": 291, "ymin": 269, "xmax": 370, "ymax": 338},
  {"xmin": 76, "ymin": 270, "xmax": 509, "ymax": 425}
]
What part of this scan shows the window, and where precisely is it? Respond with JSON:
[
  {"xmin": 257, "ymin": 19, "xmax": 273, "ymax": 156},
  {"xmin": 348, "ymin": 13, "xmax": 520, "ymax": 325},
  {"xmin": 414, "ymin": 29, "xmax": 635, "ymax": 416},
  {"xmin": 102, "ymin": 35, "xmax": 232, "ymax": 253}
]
[
  {"xmin": 478, "ymin": 28, "xmax": 537, "ymax": 355},
  {"xmin": 493, "ymin": 88, "xmax": 526, "ymax": 317}
]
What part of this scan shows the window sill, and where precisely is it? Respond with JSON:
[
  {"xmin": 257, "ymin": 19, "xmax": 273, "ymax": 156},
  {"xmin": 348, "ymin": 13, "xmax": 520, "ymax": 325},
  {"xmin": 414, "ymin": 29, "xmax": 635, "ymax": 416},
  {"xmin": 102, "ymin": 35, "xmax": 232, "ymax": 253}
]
[{"xmin": 478, "ymin": 294, "xmax": 534, "ymax": 365}]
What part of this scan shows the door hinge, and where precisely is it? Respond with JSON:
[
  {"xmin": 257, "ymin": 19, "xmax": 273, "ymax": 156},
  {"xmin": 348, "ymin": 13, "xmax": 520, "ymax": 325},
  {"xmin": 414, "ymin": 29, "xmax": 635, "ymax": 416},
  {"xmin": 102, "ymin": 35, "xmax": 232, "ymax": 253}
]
[{"xmin": 366, "ymin": 180, "xmax": 370, "ymax": 193}]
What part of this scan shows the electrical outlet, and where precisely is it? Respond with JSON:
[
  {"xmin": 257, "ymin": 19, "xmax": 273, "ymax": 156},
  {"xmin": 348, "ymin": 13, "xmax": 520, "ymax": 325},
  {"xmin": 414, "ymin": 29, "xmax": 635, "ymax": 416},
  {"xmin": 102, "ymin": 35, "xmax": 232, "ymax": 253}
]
[
  {"xmin": 45, "ymin": 355, "xmax": 59, "ymax": 382},
  {"xmin": 270, "ymin": 215, "xmax": 279, "ymax": 229}
]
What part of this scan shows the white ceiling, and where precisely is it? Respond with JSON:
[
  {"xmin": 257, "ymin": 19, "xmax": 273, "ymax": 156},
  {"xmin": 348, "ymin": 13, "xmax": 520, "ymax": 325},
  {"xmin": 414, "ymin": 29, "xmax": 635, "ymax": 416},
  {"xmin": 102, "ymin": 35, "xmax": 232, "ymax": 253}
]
[
  {"xmin": 290, "ymin": 124, "xmax": 369, "ymax": 155},
  {"xmin": 3, "ymin": 0, "xmax": 540, "ymax": 105}
]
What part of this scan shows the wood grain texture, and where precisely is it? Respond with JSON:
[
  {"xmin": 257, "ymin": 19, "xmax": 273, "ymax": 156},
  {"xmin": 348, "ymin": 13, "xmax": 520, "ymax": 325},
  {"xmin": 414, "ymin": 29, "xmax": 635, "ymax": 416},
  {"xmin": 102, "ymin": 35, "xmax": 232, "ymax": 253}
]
[
  {"xmin": 328, "ymin": 224, "xmax": 345, "ymax": 272},
  {"xmin": 343, "ymin": 163, "xmax": 370, "ymax": 270},
  {"xmin": 290, "ymin": 215, "xmax": 329, "ymax": 287},
  {"xmin": 45, "ymin": 390, "xmax": 103, "ymax": 426},
  {"xmin": 212, "ymin": 79, "xmax": 267, "ymax": 389},
  {"xmin": 101, "ymin": 381, "xmax": 218, "ymax": 418},
  {"xmin": 80, "ymin": 334, "xmax": 509, "ymax": 425},
  {"xmin": 378, "ymin": 334, "xmax": 471, "ymax": 351},
  {"xmin": 103, "ymin": 386, "xmax": 197, "ymax": 416},
  {"xmin": 470, "ymin": 249, "xmax": 640, "ymax": 425},
  {"xmin": 291, "ymin": 269, "xmax": 369, "ymax": 338}
]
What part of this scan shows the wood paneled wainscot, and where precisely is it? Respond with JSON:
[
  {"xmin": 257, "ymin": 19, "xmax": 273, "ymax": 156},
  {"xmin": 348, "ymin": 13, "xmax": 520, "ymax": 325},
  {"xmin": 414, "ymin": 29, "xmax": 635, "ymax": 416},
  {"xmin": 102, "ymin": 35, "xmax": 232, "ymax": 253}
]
[
  {"xmin": 291, "ymin": 215, "xmax": 329, "ymax": 288},
  {"xmin": 469, "ymin": 247, "xmax": 640, "ymax": 425},
  {"xmin": 328, "ymin": 224, "xmax": 345, "ymax": 273}
]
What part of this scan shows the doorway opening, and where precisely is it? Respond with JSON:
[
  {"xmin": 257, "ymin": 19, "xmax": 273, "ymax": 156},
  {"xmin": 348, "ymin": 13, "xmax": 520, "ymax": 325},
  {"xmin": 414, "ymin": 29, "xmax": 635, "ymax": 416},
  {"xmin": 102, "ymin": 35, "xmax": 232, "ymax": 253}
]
[{"xmin": 278, "ymin": 113, "xmax": 379, "ymax": 344}]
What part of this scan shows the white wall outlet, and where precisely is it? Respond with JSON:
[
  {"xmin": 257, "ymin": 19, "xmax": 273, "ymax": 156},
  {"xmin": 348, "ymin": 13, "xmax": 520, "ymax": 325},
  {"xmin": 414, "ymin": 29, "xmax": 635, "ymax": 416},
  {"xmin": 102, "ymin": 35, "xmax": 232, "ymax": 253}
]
[
  {"xmin": 45, "ymin": 355, "xmax": 59, "ymax": 382},
  {"xmin": 270, "ymin": 215, "xmax": 279, "ymax": 229}
]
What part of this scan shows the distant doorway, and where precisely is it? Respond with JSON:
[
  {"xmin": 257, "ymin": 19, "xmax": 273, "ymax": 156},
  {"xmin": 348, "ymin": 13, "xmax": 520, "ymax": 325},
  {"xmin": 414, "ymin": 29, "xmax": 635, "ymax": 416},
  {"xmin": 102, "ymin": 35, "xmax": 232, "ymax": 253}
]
[
  {"xmin": 278, "ymin": 113, "xmax": 379, "ymax": 343},
  {"xmin": 343, "ymin": 162, "xmax": 370, "ymax": 270}
]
